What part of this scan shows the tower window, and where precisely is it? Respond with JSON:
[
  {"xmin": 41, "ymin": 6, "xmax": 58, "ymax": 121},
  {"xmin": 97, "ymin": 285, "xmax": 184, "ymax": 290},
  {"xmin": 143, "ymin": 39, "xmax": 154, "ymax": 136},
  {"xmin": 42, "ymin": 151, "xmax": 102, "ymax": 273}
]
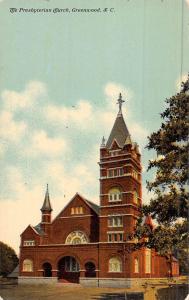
[
  {"xmin": 108, "ymin": 216, "xmax": 123, "ymax": 227},
  {"xmin": 108, "ymin": 187, "xmax": 122, "ymax": 202},
  {"xmin": 110, "ymin": 150, "xmax": 120, "ymax": 156},
  {"xmin": 132, "ymin": 170, "xmax": 139, "ymax": 180},
  {"xmin": 107, "ymin": 232, "xmax": 124, "ymax": 243},
  {"xmin": 119, "ymin": 233, "xmax": 123, "ymax": 241},
  {"xmin": 133, "ymin": 190, "xmax": 139, "ymax": 204},
  {"xmin": 107, "ymin": 168, "xmax": 124, "ymax": 178}
]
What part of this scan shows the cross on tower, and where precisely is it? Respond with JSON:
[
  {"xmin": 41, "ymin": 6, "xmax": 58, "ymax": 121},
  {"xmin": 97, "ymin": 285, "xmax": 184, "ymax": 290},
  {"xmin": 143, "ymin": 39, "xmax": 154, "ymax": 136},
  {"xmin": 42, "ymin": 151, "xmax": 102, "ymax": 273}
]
[{"xmin": 117, "ymin": 93, "xmax": 125, "ymax": 114}]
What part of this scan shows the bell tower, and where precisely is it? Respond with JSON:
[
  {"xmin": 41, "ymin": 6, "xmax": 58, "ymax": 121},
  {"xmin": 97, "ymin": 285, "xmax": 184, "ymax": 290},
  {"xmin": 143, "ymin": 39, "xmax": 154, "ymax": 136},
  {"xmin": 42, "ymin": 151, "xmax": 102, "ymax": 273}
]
[{"xmin": 99, "ymin": 93, "xmax": 142, "ymax": 243}]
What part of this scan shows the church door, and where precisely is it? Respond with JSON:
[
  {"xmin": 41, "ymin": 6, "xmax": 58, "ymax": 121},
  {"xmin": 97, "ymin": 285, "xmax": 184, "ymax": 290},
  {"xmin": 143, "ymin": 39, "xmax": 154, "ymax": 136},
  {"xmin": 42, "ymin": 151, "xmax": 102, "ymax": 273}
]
[{"xmin": 58, "ymin": 256, "xmax": 80, "ymax": 283}]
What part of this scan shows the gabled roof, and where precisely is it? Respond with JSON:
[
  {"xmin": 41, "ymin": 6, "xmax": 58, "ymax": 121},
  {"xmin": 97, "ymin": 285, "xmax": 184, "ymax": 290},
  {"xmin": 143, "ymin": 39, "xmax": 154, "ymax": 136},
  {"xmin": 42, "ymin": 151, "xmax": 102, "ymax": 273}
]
[
  {"xmin": 84, "ymin": 198, "xmax": 99, "ymax": 215},
  {"xmin": 106, "ymin": 113, "xmax": 130, "ymax": 149},
  {"xmin": 53, "ymin": 193, "xmax": 99, "ymax": 222},
  {"xmin": 34, "ymin": 223, "xmax": 45, "ymax": 235},
  {"xmin": 41, "ymin": 184, "xmax": 52, "ymax": 212},
  {"xmin": 20, "ymin": 224, "xmax": 41, "ymax": 236}
]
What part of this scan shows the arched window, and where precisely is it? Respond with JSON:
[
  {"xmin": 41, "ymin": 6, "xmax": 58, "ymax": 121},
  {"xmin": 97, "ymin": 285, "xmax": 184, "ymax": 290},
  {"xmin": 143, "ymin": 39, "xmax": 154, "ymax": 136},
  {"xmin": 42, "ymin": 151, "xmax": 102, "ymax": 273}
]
[
  {"xmin": 134, "ymin": 258, "xmax": 139, "ymax": 273},
  {"xmin": 65, "ymin": 231, "xmax": 89, "ymax": 244},
  {"xmin": 133, "ymin": 190, "xmax": 139, "ymax": 204},
  {"xmin": 109, "ymin": 257, "xmax": 122, "ymax": 273},
  {"xmin": 23, "ymin": 259, "xmax": 33, "ymax": 272},
  {"xmin": 108, "ymin": 187, "xmax": 122, "ymax": 202}
]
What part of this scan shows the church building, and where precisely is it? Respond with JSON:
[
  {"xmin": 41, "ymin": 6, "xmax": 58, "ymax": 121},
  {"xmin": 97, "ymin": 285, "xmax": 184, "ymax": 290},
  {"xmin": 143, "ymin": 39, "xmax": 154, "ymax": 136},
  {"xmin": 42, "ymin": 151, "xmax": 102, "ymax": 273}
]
[{"xmin": 19, "ymin": 94, "xmax": 179, "ymax": 287}]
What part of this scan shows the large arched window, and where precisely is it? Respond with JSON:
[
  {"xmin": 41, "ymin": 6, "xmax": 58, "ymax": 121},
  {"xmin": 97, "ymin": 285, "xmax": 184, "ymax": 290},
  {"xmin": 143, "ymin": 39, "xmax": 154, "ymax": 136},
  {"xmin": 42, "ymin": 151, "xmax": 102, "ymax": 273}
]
[
  {"xmin": 108, "ymin": 187, "xmax": 122, "ymax": 202},
  {"xmin": 109, "ymin": 257, "xmax": 122, "ymax": 273},
  {"xmin": 134, "ymin": 258, "xmax": 139, "ymax": 273},
  {"xmin": 23, "ymin": 259, "xmax": 33, "ymax": 272},
  {"xmin": 65, "ymin": 231, "xmax": 89, "ymax": 244}
]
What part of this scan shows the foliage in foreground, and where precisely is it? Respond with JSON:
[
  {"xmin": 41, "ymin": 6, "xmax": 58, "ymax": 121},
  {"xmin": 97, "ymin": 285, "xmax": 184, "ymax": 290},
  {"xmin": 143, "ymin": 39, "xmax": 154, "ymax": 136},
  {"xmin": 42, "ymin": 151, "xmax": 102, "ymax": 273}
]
[
  {"xmin": 136, "ymin": 75, "xmax": 189, "ymax": 274},
  {"xmin": 0, "ymin": 241, "xmax": 19, "ymax": 276}
]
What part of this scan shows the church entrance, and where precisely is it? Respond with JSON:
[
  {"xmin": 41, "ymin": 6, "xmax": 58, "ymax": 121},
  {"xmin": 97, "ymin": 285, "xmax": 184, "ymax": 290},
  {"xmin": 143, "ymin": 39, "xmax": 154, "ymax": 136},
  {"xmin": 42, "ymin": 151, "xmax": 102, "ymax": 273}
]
[
  {"xmin": 57, "ymin": 256, "xmax": 80, "ymax": 283},
  {"xmin": 43, "ymin": 262, "xmax": 52, "ymax": 277},
  {"xmin": 85, "ymin": 262, "xmax": 96, "ymax": 277}
]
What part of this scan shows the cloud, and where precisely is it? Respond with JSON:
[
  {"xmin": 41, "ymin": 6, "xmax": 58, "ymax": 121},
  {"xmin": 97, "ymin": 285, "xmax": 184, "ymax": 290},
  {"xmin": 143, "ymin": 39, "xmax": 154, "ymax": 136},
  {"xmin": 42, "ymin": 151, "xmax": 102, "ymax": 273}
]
[
  {"xmin": 0, "ymin": 167, "xmax": 43, "ymax": 253},
  {"xmin": 104, "ymin": 82, "xmax": 133, "ymax": 102},
  {"xmin": 24, "ymin": 130, "xmax": 68, "ymax": 157},
  {"xmin": 2, "ymin": 81, "xmax": 46, "ymax": 112},
  {"xmin": 45, "ymin": 82, "xmax": 147, "ymax": 148},
  {"xmin": 142, "ymin": 186, "xmax": 154, "ymax": 205},
  {"xmin": 0, "ymin": 143, "xmax": 6, "ymax": 157},
  {"xmin": 46, "ymin": 100, "xmax": 93, "ymax": 130},
  {"xmin": 0, "ymin": 110, "xmax": 27, "ymax": 142}
]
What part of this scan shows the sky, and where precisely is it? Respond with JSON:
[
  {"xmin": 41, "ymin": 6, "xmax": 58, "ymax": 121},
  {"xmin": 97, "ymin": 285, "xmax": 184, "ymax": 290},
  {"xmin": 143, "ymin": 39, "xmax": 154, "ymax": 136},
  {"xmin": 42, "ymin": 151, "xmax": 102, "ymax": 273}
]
[{"xmin": 0, "ymin": 0, "xmax": 188, "ymax": 254}]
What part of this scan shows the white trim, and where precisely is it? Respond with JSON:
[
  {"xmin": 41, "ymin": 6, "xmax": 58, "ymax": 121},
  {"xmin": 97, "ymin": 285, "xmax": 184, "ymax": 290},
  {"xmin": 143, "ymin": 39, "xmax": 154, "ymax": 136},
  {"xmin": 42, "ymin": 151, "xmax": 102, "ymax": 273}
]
[
  {"xmin": 100, "ymin": 203, "xmax": 137, "ymax": 208},
  {"xmin": 107, "ymin": 231, "xmax": 124, "ymax": 234},
  {"xmin": 60, "ymin": 214, "xmax": 93, "ymax": 219},
  {"xmin": 100, "ymin": 173, "xmax": 132, "ymax": 180},
  {"xmin": 100, "ymin": 214, "xmax": 138, "ymax": 218},
  {"xmin": 30, "ymin": 225, "xmax": 40, "ymax": 236},
  {"xmin": 107, "ymin": 213, "xmax": 124, "ymax": 217},
  {"xmin": 100, "ymin": 163, "xmax": 141, "ymax": 170},
  {"xmin": 100, "ymin": 191, "xmax": 133, "ymax": 196},
  {"xmin": 38, "ymin": 242, "xmax": 99, "ymax": 247},
  {"xmin": 99, "ymin": 157, "xmax": 141, "ymax": 166},
  {"xmin": 108, "ymin": 271, "xmax": 122, "ymax": 273},
  {"xmin": 109, "ymin": 138, "xmax": 121, "ymax": 149}
]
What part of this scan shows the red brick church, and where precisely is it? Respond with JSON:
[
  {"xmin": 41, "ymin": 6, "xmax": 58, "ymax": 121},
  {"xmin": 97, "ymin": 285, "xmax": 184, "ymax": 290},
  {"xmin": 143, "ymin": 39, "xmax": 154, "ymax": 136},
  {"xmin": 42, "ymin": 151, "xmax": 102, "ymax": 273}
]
[{"xmin": 19, "ymin": 94, "xmax": 179, "ymax": 287}]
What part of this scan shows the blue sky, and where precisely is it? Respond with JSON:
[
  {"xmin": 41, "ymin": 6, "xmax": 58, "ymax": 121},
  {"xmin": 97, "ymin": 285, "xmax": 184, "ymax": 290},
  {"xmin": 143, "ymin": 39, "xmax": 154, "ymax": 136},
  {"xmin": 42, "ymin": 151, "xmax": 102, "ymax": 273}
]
[{"xmin": 0, "ymin": 0, "xmax": 188, "ymax": 253}]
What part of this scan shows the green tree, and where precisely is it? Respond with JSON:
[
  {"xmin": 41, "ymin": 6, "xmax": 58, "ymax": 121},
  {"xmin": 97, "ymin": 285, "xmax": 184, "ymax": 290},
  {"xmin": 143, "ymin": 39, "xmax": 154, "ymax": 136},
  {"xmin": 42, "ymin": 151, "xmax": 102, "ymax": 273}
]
[
  {"xmin": 136, "ymin": 75, "xmax": 189, "ymax": 275},
  {"xmin": 0, "ymin": 241, "xmax": 19, "ymax": 277}
]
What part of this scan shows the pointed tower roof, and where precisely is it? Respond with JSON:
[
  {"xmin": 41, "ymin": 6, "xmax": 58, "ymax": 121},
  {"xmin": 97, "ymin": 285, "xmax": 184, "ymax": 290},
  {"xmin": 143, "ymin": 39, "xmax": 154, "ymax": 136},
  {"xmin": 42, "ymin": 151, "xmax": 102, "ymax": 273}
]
[
  {"xmin": 41, "ymin": 184, "xmax": 52, "ymax": 212},
  {"xmin": 106, "ymin": 93, "xmax": 130, "ymax": 149}
]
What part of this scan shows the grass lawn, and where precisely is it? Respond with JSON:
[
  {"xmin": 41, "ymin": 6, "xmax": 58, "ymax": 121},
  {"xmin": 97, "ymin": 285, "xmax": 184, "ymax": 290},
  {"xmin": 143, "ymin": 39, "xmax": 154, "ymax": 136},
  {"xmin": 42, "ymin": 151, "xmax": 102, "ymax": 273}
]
[
  {"xmin": 0, "ymin": 284, "xmax": 144, "ymax": 300},
  {"xmin": 0, "ymin": 282, "xmax": 188, "ymax": 300}
]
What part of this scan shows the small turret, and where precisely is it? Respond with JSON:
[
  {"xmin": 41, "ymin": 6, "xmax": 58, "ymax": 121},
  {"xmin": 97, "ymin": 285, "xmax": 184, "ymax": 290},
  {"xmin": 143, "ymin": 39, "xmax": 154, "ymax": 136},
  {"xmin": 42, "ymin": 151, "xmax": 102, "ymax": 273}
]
[
  {"xmin": 41, "ymin": 184, "xmax": 52, "ymax": 224},
  {"xmin": 100, "ymin": 136, "xmax": 106, "ymax": 148}
]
